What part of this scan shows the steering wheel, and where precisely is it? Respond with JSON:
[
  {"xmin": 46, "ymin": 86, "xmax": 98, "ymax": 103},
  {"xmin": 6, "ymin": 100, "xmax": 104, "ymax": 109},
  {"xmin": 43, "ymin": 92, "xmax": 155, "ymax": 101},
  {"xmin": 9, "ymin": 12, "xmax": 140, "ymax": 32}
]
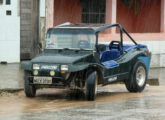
[
  {"xmin": 109, "ymin": 41, "xmax": 121, "ymax": 50},
  {"xmin": 78, "ymin": 40, "xmax": 90, "ymax": 49}
]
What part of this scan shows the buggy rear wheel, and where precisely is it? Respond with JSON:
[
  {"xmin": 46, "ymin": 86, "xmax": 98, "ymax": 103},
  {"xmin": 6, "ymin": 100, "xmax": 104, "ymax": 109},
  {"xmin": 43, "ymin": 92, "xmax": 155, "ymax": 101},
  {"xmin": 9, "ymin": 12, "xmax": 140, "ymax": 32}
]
[{"xmin": 125, "ymin": 61, "xmax": 147, "ymax": 92}]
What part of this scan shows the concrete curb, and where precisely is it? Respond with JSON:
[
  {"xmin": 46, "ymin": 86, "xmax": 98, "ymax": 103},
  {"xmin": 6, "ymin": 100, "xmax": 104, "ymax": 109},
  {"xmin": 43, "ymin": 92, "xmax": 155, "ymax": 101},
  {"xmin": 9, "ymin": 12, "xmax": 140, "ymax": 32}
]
[
  {"xmin": 147, "ymin": 78, "xmax": 159, "ymax": 86},
  {"xmin": 0, "ymin": 88, "xmax": 24, "ymax": 92}
]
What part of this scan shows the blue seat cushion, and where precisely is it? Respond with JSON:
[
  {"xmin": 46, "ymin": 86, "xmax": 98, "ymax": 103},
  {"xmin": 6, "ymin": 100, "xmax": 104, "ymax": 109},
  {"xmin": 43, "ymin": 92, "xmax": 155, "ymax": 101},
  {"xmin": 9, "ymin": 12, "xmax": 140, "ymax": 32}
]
[
  {"xmin": 101, "ymin": 60, "xmax": 119, "ymax": 69},
  {"xmin": 100, "ymin": 49, "xmax": 121, "ymax": 62}
]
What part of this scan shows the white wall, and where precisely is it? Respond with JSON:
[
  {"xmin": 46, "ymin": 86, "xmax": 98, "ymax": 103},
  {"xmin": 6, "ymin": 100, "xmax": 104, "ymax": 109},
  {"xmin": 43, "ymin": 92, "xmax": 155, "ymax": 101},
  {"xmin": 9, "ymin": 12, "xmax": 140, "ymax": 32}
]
[
  {"xmin": 0, "ymin": 0, "xmax": 20, "ymax": 63},
  {"xmin": 40, "ymin": 0, "xmax": 45, "ymax": 17}
]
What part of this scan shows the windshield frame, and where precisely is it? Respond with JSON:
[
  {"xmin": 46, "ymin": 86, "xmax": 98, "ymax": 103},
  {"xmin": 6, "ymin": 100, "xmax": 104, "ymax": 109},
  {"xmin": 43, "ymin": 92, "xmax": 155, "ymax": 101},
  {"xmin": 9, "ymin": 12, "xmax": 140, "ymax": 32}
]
[{"xmin": 45, "ymin": 28, "xmax": 97, "ymax": 50}]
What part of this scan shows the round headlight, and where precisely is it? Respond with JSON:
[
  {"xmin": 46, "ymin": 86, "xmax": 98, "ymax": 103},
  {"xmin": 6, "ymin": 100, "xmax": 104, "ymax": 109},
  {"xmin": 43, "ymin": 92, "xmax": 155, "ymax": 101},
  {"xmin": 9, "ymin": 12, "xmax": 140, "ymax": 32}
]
[
  {"xmin": 50, "ymin": 70, "xmax": 55, "ymax": 76},
  {"xmin": 33, "ymin": 70, "xmax": 38, "ymax": 76}
]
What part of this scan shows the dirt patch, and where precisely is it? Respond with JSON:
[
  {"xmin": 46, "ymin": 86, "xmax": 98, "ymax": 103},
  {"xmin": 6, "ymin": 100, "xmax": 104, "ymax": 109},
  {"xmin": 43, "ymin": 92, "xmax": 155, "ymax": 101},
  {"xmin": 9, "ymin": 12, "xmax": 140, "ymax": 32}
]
[{"xmin": 0, "ymin": 90, "xmax": 23, "ymax": 97}]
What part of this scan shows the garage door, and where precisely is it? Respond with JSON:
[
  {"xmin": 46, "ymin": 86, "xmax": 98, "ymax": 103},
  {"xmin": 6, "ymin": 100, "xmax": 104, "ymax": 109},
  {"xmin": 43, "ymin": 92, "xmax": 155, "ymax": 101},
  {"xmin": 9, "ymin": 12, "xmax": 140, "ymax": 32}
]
[{"xmin": 0, "ymin": 0, "xmax": 20, "ymax": 63}]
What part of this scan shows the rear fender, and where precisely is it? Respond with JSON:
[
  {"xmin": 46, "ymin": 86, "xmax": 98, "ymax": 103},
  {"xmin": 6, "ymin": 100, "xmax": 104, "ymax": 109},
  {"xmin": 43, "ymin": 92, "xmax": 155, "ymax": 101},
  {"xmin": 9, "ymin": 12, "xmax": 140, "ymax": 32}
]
[{"xmin": 138, "ymin": 52, "xmax": 152, "ymax": 73}]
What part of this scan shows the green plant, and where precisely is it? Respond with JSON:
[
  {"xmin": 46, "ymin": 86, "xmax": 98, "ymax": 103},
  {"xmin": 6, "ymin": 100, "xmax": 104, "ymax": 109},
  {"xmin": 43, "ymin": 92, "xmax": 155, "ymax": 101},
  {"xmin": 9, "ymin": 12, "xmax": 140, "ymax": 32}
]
[{"xmin": 122, "ymin": 0, "xmax": 139, "ymax": 15}]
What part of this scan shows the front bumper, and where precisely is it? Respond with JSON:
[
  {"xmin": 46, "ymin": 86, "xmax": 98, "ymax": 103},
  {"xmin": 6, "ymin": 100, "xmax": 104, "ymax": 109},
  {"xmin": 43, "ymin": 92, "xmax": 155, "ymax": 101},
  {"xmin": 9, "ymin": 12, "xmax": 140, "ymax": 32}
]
[{"xmin": 28, "ymin": 76, "xmax": 69, "ymax": 88}]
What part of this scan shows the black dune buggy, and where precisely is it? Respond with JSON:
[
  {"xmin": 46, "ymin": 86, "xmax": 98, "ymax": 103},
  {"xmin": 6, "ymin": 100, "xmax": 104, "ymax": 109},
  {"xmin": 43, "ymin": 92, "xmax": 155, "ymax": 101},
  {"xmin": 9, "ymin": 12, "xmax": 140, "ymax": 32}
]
[{"xmin": 21, "ymin": 23, "xmax": 151, "ymax": 101}]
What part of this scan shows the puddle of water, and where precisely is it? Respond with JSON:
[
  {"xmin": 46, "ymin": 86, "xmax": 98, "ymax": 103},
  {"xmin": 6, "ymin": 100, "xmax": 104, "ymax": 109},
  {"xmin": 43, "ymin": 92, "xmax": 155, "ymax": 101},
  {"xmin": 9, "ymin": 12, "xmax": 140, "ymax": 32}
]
[{"xmin": 0, "ymin": 85, "xmax": 165, "ymax": 117}]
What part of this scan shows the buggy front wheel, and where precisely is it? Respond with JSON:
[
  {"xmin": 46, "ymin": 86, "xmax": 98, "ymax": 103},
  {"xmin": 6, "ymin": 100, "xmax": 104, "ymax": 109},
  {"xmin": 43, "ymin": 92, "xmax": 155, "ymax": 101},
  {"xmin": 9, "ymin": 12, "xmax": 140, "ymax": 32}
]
[
  {"xmin": 84, "ymin": 71, "xmax": 98, "ymax": 101},
  {"xmin": 24, "ymin": 71, "xmax": 36, "ymax": 97}
]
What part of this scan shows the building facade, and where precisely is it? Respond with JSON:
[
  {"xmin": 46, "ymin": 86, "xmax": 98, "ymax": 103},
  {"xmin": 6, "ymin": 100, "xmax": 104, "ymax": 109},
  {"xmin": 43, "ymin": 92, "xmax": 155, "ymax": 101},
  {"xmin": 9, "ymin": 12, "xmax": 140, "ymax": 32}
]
[
  {"xmin": 0, "ymin": 0, "xmax": 46, "ymax": 63},
  {"xmin": 0, "ymin": 0, "xmax": 164, "ymax": 67},
  {"xmin": 46, "ymin": 0, "xmax": 165, "ymax": 68},
  {"xmin": 20, "ymin": 0, "xmax": 46, "ymax": 60},
  {"xmin": 0, "ymin": 0, "xmax": 20, "ymax": 63},
  {"xmin": 20, "ymin": 0, "xmax": 40, "ymax": 60}
]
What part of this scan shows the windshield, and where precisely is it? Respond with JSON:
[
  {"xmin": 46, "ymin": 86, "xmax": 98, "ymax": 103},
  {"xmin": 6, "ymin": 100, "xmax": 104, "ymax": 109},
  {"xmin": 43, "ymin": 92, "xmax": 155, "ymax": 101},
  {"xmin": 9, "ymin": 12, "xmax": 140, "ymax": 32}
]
[{"xmin": 45, "ymin": 29, "xmax": 96, "ymax": 50}]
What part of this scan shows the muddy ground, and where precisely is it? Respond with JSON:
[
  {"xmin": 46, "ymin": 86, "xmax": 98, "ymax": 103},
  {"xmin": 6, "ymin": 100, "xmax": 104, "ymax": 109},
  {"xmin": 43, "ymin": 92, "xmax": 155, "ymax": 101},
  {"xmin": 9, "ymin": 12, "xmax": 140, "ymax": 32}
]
[
  {"xmin": 0, "ymin": 64, "xmax": 165, "ymax": 120},
  {"xmin": 0, "ymin": 84, "xmax": 165, "ymax": 120}
]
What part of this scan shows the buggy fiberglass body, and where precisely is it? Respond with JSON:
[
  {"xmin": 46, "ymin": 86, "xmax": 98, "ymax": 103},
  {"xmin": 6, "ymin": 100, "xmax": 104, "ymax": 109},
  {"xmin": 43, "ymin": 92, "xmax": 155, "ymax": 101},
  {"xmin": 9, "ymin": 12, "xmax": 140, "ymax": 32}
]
[{"xmin": 21, "ymin": 23, "xmax": 151, "ymax": 101}]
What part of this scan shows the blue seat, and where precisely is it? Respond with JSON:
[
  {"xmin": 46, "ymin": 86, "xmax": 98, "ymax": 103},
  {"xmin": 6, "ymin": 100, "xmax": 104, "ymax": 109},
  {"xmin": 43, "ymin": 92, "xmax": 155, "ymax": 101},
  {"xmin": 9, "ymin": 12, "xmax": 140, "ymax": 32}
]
[
  {"xmin": 100, "ymin": 49, "xmax": 121, "ymax": 63},
  {"xmin": 101, "ymin": 60, "xmax": 119, "ymax": 69}
]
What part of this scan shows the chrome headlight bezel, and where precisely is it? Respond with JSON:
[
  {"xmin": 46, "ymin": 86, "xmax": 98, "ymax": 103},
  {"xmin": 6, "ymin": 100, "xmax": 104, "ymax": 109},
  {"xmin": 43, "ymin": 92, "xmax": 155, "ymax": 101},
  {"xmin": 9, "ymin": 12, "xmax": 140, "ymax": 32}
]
[
  {"xmin": 33, "ymin": 64, "xmax": 40, "ymax": 70},
  {"xmin": 61, "ymin": 65, "xmax": 68, "ymax": 71}
]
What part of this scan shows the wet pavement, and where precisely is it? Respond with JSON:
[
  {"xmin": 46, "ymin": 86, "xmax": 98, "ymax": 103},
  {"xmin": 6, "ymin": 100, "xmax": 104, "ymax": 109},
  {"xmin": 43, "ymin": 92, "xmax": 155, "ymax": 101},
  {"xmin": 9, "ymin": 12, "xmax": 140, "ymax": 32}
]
[
  {"xmin": 0, "ymin": 63, "xmax": 165, "ymax": 120},
  {"xmin": 0, "ymin": 85, "xmax": 165, "ymax": 120},
  {"xmin": 6, "ymin": 95, "xmax": 164, "ymax": 120}
]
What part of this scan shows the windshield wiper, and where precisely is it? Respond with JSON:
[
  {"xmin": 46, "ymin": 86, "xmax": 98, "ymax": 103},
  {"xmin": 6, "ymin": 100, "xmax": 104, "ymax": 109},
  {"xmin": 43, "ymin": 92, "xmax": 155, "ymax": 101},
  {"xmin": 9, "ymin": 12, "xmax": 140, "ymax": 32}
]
[
  {"xmin": 79, "ymin": 48, "xmax": 86, "ymax": 50},
  {"xmin": 63, "ymin": 48, "xmax": 70, "ymax": 50},
  {"xmin": 62, "ymin": 48, "xmax": 89, "ymax": 51}
]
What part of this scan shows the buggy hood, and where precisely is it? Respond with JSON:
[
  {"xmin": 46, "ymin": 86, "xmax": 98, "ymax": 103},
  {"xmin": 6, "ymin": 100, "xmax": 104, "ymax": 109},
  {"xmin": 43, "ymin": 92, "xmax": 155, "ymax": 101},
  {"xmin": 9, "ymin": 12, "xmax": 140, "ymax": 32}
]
[{"xmin": 31, "ymin": 49, "xmax": 93, "ymax": 64}]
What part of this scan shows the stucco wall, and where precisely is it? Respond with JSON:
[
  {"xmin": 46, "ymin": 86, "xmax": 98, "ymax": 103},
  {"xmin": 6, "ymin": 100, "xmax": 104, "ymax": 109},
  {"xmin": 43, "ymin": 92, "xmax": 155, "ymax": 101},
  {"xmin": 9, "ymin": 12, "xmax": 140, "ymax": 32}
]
[
  {"xmin": 117, "ymin": 0, "xmax": 161, "ymax": 33},
  {"xmin": 46, "ymin": 0, "xmax": 54, "ymax": 29},
  {"xmin": 53, "ymin": 0, "xmax": 81, "ymax": 26}
]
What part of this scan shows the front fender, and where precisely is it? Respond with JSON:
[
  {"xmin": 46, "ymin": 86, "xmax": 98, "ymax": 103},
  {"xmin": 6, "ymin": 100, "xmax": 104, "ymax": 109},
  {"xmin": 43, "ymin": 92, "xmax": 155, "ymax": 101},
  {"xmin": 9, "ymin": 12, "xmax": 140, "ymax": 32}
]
[
  {"xmin": 21, "ymin": 61, "xmax": 32, "ymax": 71},
  {"xmin": 68, "ymin": 63, "xmax": 90, "ymax": 72},
  {"xmin": 68, "ymin": 63, "xmax": 103, "ymax": 72}
]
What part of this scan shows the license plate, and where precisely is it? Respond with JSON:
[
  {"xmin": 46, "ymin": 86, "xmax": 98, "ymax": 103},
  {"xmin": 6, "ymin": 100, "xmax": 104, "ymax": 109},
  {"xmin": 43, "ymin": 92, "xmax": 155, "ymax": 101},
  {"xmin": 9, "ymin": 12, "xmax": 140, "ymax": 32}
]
[{"xmin": 33, "ymin": 77, "xmax": 52, "ymax": 84}]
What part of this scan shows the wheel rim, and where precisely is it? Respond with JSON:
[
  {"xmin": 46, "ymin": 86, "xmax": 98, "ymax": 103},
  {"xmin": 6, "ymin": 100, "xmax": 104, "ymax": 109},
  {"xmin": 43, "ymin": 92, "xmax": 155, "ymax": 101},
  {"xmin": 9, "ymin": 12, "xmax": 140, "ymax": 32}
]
[{"xmin": 136, "ymin": 66, "xmax": 146, "ymax": 87}]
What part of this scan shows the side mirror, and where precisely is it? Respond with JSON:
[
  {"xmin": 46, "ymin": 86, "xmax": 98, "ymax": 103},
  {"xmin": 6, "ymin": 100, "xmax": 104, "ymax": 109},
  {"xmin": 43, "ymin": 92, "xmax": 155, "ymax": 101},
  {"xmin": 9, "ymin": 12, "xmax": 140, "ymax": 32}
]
[
  {"xmin": 97, "ymin": 44, "xmax": 106, "ymax": 51},
  {"xmin": 37, "ymin": 42, "xmax": 42, "ymax": 50},
  {"xmin": 37, "ymin": 43, "xmax": 42, "ymax": 49}
]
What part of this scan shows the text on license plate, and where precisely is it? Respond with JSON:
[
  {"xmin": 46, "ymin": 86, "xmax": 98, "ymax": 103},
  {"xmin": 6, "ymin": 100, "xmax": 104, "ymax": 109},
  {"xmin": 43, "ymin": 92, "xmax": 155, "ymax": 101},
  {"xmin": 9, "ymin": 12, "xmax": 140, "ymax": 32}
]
[{"xmin": 33, "ymin": 77, "xmax": 52, "ymax": 84}]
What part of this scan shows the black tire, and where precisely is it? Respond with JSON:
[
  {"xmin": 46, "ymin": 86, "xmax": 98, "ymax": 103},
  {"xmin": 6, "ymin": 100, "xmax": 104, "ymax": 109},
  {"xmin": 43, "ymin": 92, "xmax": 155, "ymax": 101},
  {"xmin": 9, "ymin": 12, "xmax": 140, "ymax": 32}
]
[
  {"xmin": 24, "ymin": 71, "xmax": 36, "ymax": 97},
  {"xmin": 125, "ymin": 61, "xmax": 147, "ymax": 92},
  {"xmin": 85, "ymin": 71, "xmax": 98, "ymax": 101}
]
